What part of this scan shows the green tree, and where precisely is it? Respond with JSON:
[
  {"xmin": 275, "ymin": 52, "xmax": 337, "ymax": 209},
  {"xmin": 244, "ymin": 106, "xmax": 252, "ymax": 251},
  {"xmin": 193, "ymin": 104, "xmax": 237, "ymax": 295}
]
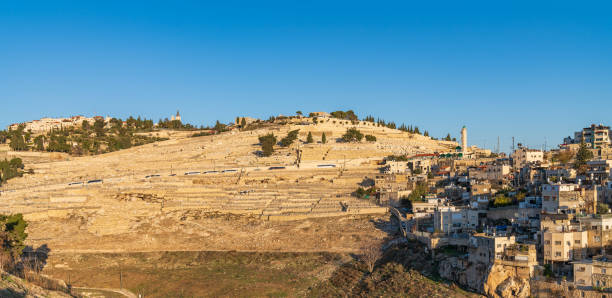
[
  {"xmin": 0, "ymin": 214, "xmax": 28, "ymax": 261},
  {"xmin": 321, "ymin": 133, "xmax": 327, "ymax": 144},
  {"xmin": 279, "ymin": 130, "xmax": 300, "ymax": 147},
  {"xmin": 94, "ymin": 118, "xmax": 105, "ymax": 137},
  {"xmin": 240, "ymin": 117, "xmax": 247, "ymax": 129},
  {"xmin": 258, "ymin": 133, "xmax": 277, "ymax": 157},
  {"xmin": 575, "ymin": 139, "xmax": 594, "ymax": 170},
  {"xmin": 444, "ymin": 133, "xmax": 452, "ymax": 141},
  {"xmin": 365, "ymin": 134, "xmax": 376, "ymax": 142},
  {"xmin": 341, "ymin": 128, "xmax": 364, "ymax": 142},
  {"xmin": 296, "ymin": 111, "xmax": 303, "ymax": 116},
  {"xmin": 33, "ymin": 135, "xmax": 45, "ymax": 151},
  {"xmin": 214, "ymin": 120, "xmax": 227, "ymax": 133},
  {"xmin": 306, "ymin": 132, "xmax": 314, "ymax": 143},
  {"xmin": 9, "ymin": 133, "xmax": 27, "ymax": 151}
]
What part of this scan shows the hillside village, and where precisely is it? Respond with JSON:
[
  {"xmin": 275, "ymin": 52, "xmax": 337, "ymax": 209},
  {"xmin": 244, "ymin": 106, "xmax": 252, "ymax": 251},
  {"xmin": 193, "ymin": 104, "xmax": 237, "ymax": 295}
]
[{"xmin": 0, "ymin": 111, "xmax": 611, "ymax": 296}]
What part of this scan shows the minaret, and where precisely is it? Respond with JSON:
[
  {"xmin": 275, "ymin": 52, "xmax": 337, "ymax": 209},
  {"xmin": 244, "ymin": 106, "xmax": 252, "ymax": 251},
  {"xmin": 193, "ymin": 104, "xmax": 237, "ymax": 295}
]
[
  {"xmin": 176, "ymin": 110, "xmax": 181, "ymax": 122},
  {"xmin": 461, "ymin": 126, "xmax": 467, "ymax": 155}
]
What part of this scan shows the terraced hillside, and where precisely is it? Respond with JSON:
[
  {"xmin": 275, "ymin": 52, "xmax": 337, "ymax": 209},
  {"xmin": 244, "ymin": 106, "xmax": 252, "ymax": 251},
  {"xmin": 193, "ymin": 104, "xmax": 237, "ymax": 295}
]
[{"xmin": 0, "ymin": 119, "xmax": 456, "ymax": 254}]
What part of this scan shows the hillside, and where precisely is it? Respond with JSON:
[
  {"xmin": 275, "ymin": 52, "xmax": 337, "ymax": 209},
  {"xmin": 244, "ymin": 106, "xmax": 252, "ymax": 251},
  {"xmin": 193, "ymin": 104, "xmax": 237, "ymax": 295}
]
[{"xmin": 0, "ymin": 117, "xmax": 465, "ymax": 296}]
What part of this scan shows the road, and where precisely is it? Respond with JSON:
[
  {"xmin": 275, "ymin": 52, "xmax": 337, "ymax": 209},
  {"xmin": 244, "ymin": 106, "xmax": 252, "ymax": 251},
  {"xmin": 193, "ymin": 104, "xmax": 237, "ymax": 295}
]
[{"xmin": 72, "ymin": 286, "xmax": 138, "ymax": 298}]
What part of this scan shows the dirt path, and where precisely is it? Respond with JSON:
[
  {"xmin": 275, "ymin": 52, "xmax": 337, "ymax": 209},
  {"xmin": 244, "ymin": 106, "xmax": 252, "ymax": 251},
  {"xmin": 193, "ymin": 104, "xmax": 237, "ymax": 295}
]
[{"xmin": 73, "ymin": 286, "xmax": 138, "ymax": 298}]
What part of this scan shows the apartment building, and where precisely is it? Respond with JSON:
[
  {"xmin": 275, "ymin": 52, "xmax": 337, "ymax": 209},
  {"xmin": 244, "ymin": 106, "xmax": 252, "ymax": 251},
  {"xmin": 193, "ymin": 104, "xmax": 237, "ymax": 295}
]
[
  {"xmin": 587, "ymin": 159, "xmax": 612, "ymax": 185},
  {"xmin": 574, "ymin": 255, "xmax": 612, "ymax": 288},
  {"xmin": 541, "ymin": 183, "xmax": 595, "ymax": 214},
  {"xmin": 468, "ymin": 234, "xmax": 516, "ymax": 264},
  {"xmin": 542, "ymin": 228, "xmax": 588, "ymax": 262},
  {"xmin": 566, "ymin": 124, "xmax": 612, "ymax": 149},
  {"xmin": 511, "ymin": 147, "xmax": 544, "ymax": 169},
  {"xmin": 433, "ymin": 207, "xmax": 478, "ymax": 233}
]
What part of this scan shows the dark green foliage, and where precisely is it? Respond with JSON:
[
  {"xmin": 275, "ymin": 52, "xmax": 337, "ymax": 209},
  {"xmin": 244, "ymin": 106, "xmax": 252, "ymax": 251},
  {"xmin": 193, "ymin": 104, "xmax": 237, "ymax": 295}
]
[
  {"xmin": 365, "ymin": 135, "xmax": 376, "ymax": 142},
  {"xmin": 444, "ymin": 133, "xmax": 452, "ymax": 141},
  {"xmin": 342, "ymin": 128, "xmax": 364, "ymax": 142},
  {"xmin": 8, "ymin": 128, "xmax": 28, "ymax": 151},
  {"xmin": 259, "ymin": 133, "xmax": 277, "ymax": 157},
  {"xmin": 353, "ymin": 187, "xmax": 377, "ymax": 199},
  {"xmin": 386, "ymin": 155, "xmax": 407, "ymax": 162},
  {"xmin": 33, "ymin": 135, "xmax": 44, "ymax": 151},
  {"xmin": 47, "ymin": 134, "xmax": 71, "ymax": 153},
  {"xmin": 0, "ymin": 158, "xmax": 25, "ymax": 186},
  {"xmin": 279, "ymin": 130, "xmax": 300, "ymax": 147},
  {"xmin": 321, "ymin": 133, "xmax": 327, "ymax": 144},
  {"xmin": 240, "ymin": 118, "xmax": 247, "ymax": 128},
  {"xmin": 213, "ymin": 120, "xmax": 227, "ymax": 133},
  {"xmin": 330, "ymin": 110, "xmax": 358, "ymax": 121},
  {"xmin": 575, "ymin": 139, "xmax": 594, "ymax": 170},
  {"xmin": 93, "ymin": 118, "xmax": 106, "ymax": 137},
  {"xmin": 598, "ymin": 203, "xmax": 610, "ymax": 214},
  {"xmin": 0, "ymin": 214, "xmax": 27, "ymax": 260},
  {"xmin": 363, "ymin": 115, "xmax": 375, "ymax": 122},
  {"xmin": 306, "ymin": 132, "xmax": 314, "ymax": 143},
  {"xmin": 401, "ymin": 183, "xmax": 427, "ymax": 205},
  {"xmin": 191, "ymin": 131, "xmax": 214, "ymax": 137}
]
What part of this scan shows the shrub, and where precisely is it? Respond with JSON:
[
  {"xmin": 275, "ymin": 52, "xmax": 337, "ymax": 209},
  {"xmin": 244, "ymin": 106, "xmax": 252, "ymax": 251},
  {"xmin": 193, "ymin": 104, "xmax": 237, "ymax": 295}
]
[
  {"xmin": 306, "ymin": 132, "xmax": 314, "ymax": 143},
  {"xmin": 341, "ymin": 128, "xmax": 364, "ymax": 143},
  {"xmin": 279, "ymin": 130, "xmax": 300, "ymax": 147},
  {"xmin": 365, "ymin": 135, "xmax": 376, "ymax": 142},
  {"xmin": 258, "ymin": 133, "xmax": 277, "ymax": 157}
]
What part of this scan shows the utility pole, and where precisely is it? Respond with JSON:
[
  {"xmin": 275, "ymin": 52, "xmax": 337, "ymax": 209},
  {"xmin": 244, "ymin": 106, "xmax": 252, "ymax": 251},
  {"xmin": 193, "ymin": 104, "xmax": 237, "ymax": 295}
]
[{"xmin": 512, "ymin": 137, "xmax": 515, "ymax": 152}]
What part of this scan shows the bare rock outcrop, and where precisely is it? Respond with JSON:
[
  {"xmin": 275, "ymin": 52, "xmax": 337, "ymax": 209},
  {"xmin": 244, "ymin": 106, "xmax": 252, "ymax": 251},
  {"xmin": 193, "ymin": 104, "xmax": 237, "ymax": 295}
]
[{"xmin": 483, "ymin": 264, "xmax": 530, "ymax": 298}]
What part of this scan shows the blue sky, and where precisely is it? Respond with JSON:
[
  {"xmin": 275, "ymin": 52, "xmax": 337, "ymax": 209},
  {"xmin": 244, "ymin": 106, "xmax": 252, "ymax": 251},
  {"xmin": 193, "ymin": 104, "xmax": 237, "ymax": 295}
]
[{"xmin": 1, "ymin": 1, "xmax": 611, "ymax": 152}]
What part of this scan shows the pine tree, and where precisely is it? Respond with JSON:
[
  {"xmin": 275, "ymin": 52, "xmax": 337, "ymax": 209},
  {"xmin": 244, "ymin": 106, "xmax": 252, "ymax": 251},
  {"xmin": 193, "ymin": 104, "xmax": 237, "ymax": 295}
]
[
  {"xmin": 575, "ymin": 138, "xmax": 594, "ymax": 170},
  {"xmin": 240, "ymin": 118, "xmax": 246, "ymax": 129},
  {"xmin": 306, "ymin": 132, "xmax": 314, "ymax": 143},
  {"xmin": 321, "ymin": 133, "xmax": 327, "ymax": 144}
]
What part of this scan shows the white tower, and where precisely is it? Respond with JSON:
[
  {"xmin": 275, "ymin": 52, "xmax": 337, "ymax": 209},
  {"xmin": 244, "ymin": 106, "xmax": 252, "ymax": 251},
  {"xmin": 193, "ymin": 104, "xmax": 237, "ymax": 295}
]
[{"xmin": 461, "ymin": 126, "xmax": 467, "ymax": 154}]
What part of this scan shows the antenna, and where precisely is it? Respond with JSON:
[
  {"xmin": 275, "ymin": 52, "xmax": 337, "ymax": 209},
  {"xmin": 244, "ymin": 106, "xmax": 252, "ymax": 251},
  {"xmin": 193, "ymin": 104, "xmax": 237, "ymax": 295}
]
[
  {"xmin": 512, "ymin": 137, "xmax": 515, "ymax": 152},
  {"xmin": 497, "ymin": 136, "xmax": 500, "ymax": 154}
]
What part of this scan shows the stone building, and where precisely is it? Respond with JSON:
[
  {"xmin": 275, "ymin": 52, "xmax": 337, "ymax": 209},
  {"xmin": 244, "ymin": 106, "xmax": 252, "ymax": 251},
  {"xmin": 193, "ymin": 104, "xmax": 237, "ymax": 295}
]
[
  {"xmin": 511, "ymin": 146, "xmax": 544, "ymax": 169},
  {"xmin": 574, "ymin": 255, "xmax": 612, "ymax": 288}
]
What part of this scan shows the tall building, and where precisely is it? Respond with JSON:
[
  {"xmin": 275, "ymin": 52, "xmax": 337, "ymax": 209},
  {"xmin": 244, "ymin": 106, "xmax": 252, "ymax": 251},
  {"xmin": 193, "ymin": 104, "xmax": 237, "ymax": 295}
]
[
  {"xmin": 565, "ymin": 124, "xmax": 611, "ymax": 149},
  {"xmin": 461, "ymin": 126, "xmax": 467, "ymax": 154},
  {"xmin": 171, "ymin": 110, "xmax": 181, "ymax": 122}
]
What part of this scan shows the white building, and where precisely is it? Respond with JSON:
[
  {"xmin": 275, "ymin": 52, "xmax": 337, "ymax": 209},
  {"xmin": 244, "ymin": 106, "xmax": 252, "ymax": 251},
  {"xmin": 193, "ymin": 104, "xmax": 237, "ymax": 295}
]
[
  {"xmin": 434, "ymin": 207, "xmax": 478, "ymax": 233},
  {"xmin": 511, "ymin": 147, "xmax": 544, "ymax": 168}
]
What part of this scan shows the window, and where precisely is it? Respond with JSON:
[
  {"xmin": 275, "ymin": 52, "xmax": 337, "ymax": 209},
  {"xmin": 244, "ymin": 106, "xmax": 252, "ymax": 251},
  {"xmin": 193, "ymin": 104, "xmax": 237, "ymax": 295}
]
[
  {"xmin": 555, "ymin": 252, "xmax": 561, "ymax": 257},
  {"xmin": 575, "ymin": 240, "xmax": 581, "ymax": 244},
  {"xmin": 545, "ymin": 240, "xmax": 551, "ymax": 245},
  {"xmin": 604, "ymin": 268, "xmax": 607, "ymax": 274},
  {"xmin": 555, "ymin": 241, "xmax": 562, "ymax": 245},
  {"xmin": 596, "ymin": 236, "xmax": 601, "ymax": 242},
  {"xmin": 577, "ymin": 279, "xmax": 585, "ymax": 284}
]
